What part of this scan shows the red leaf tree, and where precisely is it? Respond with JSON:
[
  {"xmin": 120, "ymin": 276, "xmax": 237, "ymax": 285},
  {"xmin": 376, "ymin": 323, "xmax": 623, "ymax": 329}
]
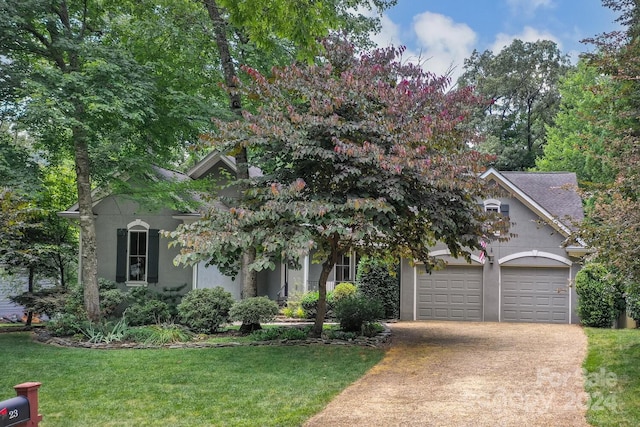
[{"xmin": 169, "ymin": 39, "xmax": 496, "ymax": 336}]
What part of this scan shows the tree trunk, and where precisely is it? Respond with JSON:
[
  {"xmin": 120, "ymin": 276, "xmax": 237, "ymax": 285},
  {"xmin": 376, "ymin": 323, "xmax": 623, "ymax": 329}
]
[
  {"xmin": 311, "ymin": 240, "xmax": 339, "ymax": 337},
  {"xmin": 25, "ymin": 267, "xmax": 34, "ymax": 327},
  {"xmin": 204, "ymin": 0, "xmax": 257, "ymax": 298},
  {"xmin": 73, "ymin": 126, "xmax": 101, "ymax": 321}
]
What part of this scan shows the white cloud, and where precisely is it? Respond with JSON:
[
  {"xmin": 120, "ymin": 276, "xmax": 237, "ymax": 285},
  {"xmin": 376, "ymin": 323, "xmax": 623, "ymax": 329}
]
[
  {"xmin": 490, "ymin": 26, "xmax": 561, "ymax": 53},
  {"xmin": 368, "ymin": 13, "xmax": 402, "ymax": 48},
  {"xmin": 411, "ymin": 12, "xmax": 477, "ymax": 79},
  {"xmin": 506, "ymin": 0, "xmax": 554, "ymax": 15}
]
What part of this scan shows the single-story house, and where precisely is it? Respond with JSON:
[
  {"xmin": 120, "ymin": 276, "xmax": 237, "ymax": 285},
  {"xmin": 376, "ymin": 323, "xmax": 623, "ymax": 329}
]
[
  {"xmin": 58, "ymin": 151, "xmax": 357, "ymax": 302},
  {"xmin": 60, "ymin": 154, "xmax": 586, "ymax": 324},
  {"xmin": 399, "ymin": 168, "xmax": 586, "ymax": 324}
]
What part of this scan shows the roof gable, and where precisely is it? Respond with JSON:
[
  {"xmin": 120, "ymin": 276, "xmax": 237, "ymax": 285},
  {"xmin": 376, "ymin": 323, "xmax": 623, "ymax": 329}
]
[
  {"xmin": 481, "ymin": 168, "xmax": 583, "ymax": 237},
  {"xmin": 188, "ymin": 151, "xmax": 262, "ymax": 180}
]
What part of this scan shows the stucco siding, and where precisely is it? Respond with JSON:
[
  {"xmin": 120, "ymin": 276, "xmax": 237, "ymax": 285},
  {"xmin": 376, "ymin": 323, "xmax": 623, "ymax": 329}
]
[{"xmin": 93, "ymin": 195, "xmax": 192, "ymax": 291}]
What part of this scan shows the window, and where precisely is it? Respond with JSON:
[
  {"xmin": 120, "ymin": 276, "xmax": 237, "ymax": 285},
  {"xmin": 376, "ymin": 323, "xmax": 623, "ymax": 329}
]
[
  {"xmin": 335, "ymin": 254, "xmax": 351, "ymax": 282},
  {"xmin": 116, "ymin": 220, "xmax": 160, "ymax": 285},
  {"xmin": 128, "ymin": 229, "xmax": 147, "ymax": 282},
  {"xmin": 484, "ymin": 199, "xmax": 500, "ymax": 213}
]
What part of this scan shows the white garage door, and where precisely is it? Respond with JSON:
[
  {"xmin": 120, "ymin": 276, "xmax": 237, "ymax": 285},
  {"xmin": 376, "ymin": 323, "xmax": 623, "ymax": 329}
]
[
  {"xmin": 417, "ymin": 266, "xmax": 483, "ymax": 321},
  {"xmin": 501, "ymin": 267, "xmax": 570, "ymax": 323}
]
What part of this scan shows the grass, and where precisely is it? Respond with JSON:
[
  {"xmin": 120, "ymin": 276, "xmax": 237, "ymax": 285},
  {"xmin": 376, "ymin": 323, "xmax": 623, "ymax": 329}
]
[
  {"xmin": 584, "ymin": 328, "xmax": 640, "ymax": 427},
  {"xmin": 0, "ymin": 332, "xmax": 384, "ymax": 426}
]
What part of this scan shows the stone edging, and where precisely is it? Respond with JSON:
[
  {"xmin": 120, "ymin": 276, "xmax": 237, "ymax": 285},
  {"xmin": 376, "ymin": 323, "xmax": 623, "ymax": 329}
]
[{"xmin": 32, "ymin": 323, "xmax": 392, "ymax": 350}]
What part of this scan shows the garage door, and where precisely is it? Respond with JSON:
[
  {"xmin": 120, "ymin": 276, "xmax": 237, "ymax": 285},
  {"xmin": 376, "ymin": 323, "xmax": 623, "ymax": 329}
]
[
  {"xmin": 417, "ymin": 266, "xmax": 483, "ymax": 321},
  {"xmin": 501, "ymin": 267, "xmax": 570, "ymax": 323}
]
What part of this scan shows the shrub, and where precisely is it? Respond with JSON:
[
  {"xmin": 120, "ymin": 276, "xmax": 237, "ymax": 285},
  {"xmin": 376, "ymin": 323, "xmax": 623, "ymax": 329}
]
[
  {"xmin": 126, "ymin": 323, "xmax": 193, "ymax": 345},
  {"xmin": 626, "ymin": 289, "xmax": 640, "ymax": 324},
  {"xmin": 229, "ymin": 297, "xmax": 279, "ymax": 326},
  {"xmin": 333, "ymin": 295, "xmax": 384, "ymax": 333},
  {"xmin": 126, "ymin": 300, "xmax": 171, "ymax": 326},
  {"xmin": 80, "ymin": 316, "xmax": 129, "ymax": 344},
  {"xmin": 357, "ymin": 257, "xmax": 400, "ymax": 319},
  {"xmin": 124, "ymin": 287, "xmax": 174, "ymax": 326},
  {"xmin": 177, "ymin": 287, "xmax": 234, "ymax": 333},
  {"xmin": 576, "ymin": 263, "xmax": 625, "ymax": 327},
  {"xmin": 300, "ymin": 290, "xmax": 334, "ymax": 319},
  {"xmin": 250, "ymin": 326, "xmax": 310, "ymax": 341},
  {"xmin": 46, "ymin": 313, "xmax": 85, "ymax": 337},
  {"xmin": 332, "ymin": 282, "xmax": 357, "ymax": 302}
]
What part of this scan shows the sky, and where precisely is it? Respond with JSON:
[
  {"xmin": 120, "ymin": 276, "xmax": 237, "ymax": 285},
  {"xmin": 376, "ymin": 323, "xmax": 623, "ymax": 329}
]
[{"xmin": 367, "ymin": 0, "xmax": 621, "ymax": 81}]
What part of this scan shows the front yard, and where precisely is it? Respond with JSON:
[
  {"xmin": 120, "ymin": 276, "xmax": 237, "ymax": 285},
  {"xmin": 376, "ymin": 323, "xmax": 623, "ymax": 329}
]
[
  {"xmin": 0, "ymin": 332, "xmax": 384, "ymax": 426},
  {"xmin": 584, "ymin": 328, "xmax": 640, "ymax": 427}
]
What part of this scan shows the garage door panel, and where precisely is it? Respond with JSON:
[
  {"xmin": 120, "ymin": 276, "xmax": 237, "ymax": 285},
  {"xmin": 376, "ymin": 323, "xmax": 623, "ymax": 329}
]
[
  {"xmin": 417, "ymin": 266, "xmax": 483, "ymax": 321},
  {"xmin": 501, "ymin": 267, "xmax": 569, "ymax": 324}
]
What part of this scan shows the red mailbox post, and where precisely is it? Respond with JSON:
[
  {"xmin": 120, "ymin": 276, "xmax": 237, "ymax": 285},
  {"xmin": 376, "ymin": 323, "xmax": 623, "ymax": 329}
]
[{"xmin": 0, "ymin": 383, "xmax": 42, "ymax": 427}]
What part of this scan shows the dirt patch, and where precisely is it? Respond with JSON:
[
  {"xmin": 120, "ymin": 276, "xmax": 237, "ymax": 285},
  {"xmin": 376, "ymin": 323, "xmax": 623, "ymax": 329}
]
[{"xmin": 305, "ymin": 321, "xmax": 589, "ymax": 427}]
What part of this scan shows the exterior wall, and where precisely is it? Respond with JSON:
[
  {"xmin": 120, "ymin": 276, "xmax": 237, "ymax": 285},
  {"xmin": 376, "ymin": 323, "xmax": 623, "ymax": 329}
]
[
  {"xmin": 399, "ymin": 195, "xmax": 583, "ymax": 323},
  {"xmin": 92, "ymin": 195, "xmax": 192, "ymax": 293},
  {"xmin": 195, "ymin": 262, "xmax": 239, "ymax": 299}
]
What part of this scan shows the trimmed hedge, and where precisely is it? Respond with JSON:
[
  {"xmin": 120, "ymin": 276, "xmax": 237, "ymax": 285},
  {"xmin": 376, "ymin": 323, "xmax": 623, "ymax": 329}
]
[{"xmin": 576, "ymin": 263, "xmax": 624, "ymax": 328}]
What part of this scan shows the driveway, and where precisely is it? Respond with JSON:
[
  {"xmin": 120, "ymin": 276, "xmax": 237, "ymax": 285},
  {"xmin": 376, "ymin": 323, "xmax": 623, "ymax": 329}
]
[{"xmin": 305, "ymin": 321, "xmax": 589, "ymax": 427}]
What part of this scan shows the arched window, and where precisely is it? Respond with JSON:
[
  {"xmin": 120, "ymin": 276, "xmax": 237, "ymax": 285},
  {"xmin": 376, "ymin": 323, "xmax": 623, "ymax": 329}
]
[
  {"xmin": 127, "ymin": 220, "xmax": 149, "ymax": 282},
  {"xmin": 116, "ymin": 220, "xmax": 160, "ymax": 285}
]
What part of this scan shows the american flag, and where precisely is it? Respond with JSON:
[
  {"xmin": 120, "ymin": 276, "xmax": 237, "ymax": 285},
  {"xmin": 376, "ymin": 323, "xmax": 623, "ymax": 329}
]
[{"xmin": 479, "ymin": 239, "xmax": 487, "ymax": 262}]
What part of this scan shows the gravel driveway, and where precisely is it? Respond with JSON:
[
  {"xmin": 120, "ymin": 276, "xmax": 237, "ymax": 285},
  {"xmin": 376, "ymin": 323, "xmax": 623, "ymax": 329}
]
[{"xmin": 305, "ymin": 321, "xmax": 589, "ymax": 427}]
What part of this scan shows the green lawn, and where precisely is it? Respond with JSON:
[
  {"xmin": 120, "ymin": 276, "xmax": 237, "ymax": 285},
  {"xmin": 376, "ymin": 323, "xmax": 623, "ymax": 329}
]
[
  {"xmin": 0, "ymin": 333, "xmax": 384, "ymax": 426},
  {"xmin": 584, "ymin": 328, "xmax": 640, "ymax": 427}
]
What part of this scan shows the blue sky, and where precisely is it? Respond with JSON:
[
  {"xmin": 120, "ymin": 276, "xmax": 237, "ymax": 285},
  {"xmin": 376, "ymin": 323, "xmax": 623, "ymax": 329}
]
[{"xmin": 367, "ymin": 0, "xmax": 621, "ymax": 80}]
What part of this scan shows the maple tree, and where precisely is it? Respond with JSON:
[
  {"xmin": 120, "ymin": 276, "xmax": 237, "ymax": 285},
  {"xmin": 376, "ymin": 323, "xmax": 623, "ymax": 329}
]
[{"xmin": 169, "ymin": 39, "xmax": 499, "ymax": 336}]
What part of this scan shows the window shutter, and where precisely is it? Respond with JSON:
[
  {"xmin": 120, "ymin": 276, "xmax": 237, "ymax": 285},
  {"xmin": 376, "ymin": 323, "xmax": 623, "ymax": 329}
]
[
  {"xmin": 116, "ymin": 229, "xmax": 127, "ymax": 282},
  {"xmin": 500, "ymin": 204, "xmax": 510, "ymax": 217},
  {"xmin": 147, "ymin": 229, "xmax": 160, "ymax": 283}
]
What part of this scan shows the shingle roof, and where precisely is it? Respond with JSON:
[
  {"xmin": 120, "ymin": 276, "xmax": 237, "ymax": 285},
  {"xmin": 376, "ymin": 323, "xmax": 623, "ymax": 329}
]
[{"xmin": 500, "ymin": 171, "xmax": 584, "ymax": 226}]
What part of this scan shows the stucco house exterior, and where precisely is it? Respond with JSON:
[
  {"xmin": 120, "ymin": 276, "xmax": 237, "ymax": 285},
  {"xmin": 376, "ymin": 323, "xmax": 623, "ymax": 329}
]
[
  {"xmin": 399, "ymin": 168, "xmax": 586, "ymax": 324},
  {"xmin": 58, "ymin": 151, "xmax": 357, "ymax": 302}
]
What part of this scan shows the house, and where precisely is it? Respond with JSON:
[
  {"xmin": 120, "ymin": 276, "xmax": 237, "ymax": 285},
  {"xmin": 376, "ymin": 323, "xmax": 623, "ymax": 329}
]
[
  {"xmin": 399, "ymin": 168, "xmax": 586, "ymax": 324},
  {"xmin": 58, "ymin": 151, "xmax": 355, "ymax": 301}
]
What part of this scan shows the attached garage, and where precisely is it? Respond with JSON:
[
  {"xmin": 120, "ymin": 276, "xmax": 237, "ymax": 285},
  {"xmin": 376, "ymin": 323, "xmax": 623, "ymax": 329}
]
[
  {"xmin": 501, "ymin": 267, "xmax": 570, "ymax": 324},
  {"xmin": 416, "ymin": 265, "xmax": 483, "ymax": 321}
]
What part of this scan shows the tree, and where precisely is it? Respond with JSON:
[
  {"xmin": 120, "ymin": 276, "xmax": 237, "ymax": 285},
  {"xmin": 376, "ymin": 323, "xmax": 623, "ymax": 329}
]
[
  {"xmin": 458, "ymin": 40, "xmax": 571, "ymax": 171},
  {"xmin": 576, "ymin": 0, "xmax": 640, "ymax": 309},
  {"xmin": 199, "ymin": 0, "xmax": 396, "ymax": 299},
  {"xmin": 0, "ymin": 1, "xmax": 213, "ymax": 320},
  {"xmin": 168, "ymin": 39, "xmax": 502, "ymax": 336},
  {"xmin": 535, "ymin": 60, "xmax": 617, "ymax": 187}
]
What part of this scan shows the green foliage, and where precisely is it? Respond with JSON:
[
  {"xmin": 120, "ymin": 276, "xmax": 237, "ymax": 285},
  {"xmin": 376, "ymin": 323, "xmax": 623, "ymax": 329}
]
[
  {"xmin": 333, "ymin": 295, "xmax": 384, "ymax": 333},
  {"xmin": 536, "ymin": 60, "xmax": 617, "ymax": 187},
  {"xmin": 332, "ymin": 282, "xmax": 357, "ymax": 301},
  {"xmin": 229, "ymin": 296, "xmax": 279, "ymax": 325},
  {"xmin": 300, "ymin": 291, "xmax": 335, "ymax": 319},
  {"xmin": 123, "ymin": 285, "xmax": 186, "ymax": 325},
  {"xmin": 177, "ymin": 287, "xmax": 235, "ymax": 333},
  {"xmin": 10, "ymin": 286, "xmax": 69, "ymax": 318},
  {"xmin": 80, "ymin": 316, "xmax": 130, "ymax": 344},
  {"xmin": 356, "ymin": 257, "xmax": 400, "ymax": 319},
  {"xmin": 458, "ymin": 39, "xmax": 571, "ymax": 170},
  {"xmin": 125, "ymin": 300, "xmax": 171, "ymax": 327},
  {"xmin": 625, "ymin": 290, "xmax": 640, "ymax": 323},
  {"xmin": 250, "ymin": 326, "xmax": 311, "ymax": 341},
  {"xmin": 126, "ymin": 323, "xmax": 193, "ymax": 345},
  {"xmin": 576, "ymin": 263, "xmax": 625, "ymax": 327},
  {"xmin": 46, "ymin": 313, "xmax": 85, "ymax": 337}
]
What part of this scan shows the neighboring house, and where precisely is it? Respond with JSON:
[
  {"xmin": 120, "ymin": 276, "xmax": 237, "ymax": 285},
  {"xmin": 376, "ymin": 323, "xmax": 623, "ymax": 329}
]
[
  {"xmin": 58, "ymin": 151, "xmax": 351, "ymax": 302},
  {"xmin": 400, "ymin": 168, "xmax": 586, "ymax": 324}
]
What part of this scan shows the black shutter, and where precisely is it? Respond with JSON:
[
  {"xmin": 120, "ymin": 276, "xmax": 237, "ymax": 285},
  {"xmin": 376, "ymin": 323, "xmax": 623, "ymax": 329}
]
[
  {"xmin": 147, "ymin": 229, "xmax": 160, "ymax": 283},
  {"xmin": 116, "ymin": 229, "xmax": 127, "ymax": 283},
  {"xmin": 500, "ymin": 204, "xmax": 510, "ymax": 217}
]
